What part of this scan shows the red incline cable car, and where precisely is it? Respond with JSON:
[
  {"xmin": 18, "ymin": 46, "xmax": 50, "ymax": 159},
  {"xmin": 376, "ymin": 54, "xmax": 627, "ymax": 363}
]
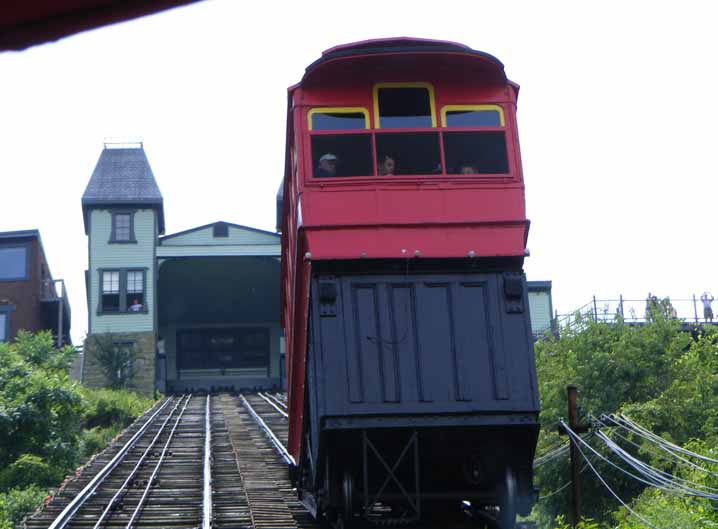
[{"xmin": 279, "ymin": 37, "xmax": 539, "ymax": 528}]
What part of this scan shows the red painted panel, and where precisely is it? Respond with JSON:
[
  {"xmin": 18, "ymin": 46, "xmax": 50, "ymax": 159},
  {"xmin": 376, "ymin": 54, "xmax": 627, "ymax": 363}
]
[
  {"xmin": 305, "ymin": 223, "xmax": 527, "ymax": 260},
  {"xmin": 302, "ymin": 186, "xmax": 525, "ymax": 229}
]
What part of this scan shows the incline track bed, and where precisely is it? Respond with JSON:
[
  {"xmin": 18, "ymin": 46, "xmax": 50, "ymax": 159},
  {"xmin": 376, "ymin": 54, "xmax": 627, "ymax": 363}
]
[{"xmin": 25, "ymin": 393, "xmax": 321, "ymax": 529}]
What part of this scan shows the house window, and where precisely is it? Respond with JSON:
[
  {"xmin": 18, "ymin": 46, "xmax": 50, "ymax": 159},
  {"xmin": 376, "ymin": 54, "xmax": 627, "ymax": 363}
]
[
  {"xmin": 110, "ymin": 211, "xmax": 136, "ymax": 243},
  {"xmin": 102, "ymin": 271, "xmax": 120, "ymax": 312},
  {"xmin": 0, "ymin": 245, "xmax": 28, "ymax": 281},
  {"xmin": 99, "ymin": 269, "xmax": 147, "ymax": 314},
  {"xmin": 126, "ymin": 271, "xmax": 144, "ymax": 311}
]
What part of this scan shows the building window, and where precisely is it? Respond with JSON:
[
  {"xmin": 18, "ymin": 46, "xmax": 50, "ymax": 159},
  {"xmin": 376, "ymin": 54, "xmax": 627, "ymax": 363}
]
[
  {"xmin": 0, "ymin": 305, "xmax": 14, "ymax": 342},
  {"xmin": 213, "ymin": 223, "xmax": 229, "ymax": 238},
  {"xmin": 0, "ymin": 313, "xmax": 7, "ymax": 342},
  {"xmin": 0, "ymin": 245, "xmax": 28, "ymax": 281},
  {"xmin": 126, "ymin": 271, "xmax": 144, "ymax": 311},
  {"xmin": 102, "ymin": 271, "xmax": 120, "ymax": 312},
  {"xmin": 110, "ymin": 211, "xmax": 136, "ymax": 243},
  {"xmin": 99, "ymin": 269, "xmax": 147, "ymax": 314}
]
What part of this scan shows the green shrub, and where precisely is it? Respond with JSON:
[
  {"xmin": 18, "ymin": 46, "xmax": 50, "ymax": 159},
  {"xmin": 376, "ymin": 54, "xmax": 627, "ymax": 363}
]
[
  {"xmin": 81, "ymin": 425, "xmax": 123, "ymax": 459},
  {"xmin": 0, "ymin": 486, "xmax": 47, "ymax": 527},
  {"xmin": 0, "ymin": 455, "xmax": 54, "ymax": 490},
  {"xmin": 81, "ymin": 388, "xmax": 155, "ymax": 429}
]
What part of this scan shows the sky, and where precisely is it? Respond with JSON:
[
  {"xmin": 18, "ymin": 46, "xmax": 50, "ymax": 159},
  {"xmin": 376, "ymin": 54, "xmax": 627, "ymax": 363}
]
[{"xmin": 1, "ymin": 0, "xmax": 717, "ymax": 344}]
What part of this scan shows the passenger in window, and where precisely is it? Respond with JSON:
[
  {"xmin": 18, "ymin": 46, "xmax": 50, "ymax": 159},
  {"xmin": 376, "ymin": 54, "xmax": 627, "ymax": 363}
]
[
  {"xmin": 459, "ymin": 163, "xmax": 478, "ymax": 174},
  {"xmin": 316, "ymin": 153, "xmax": 338, "ymax": 177},
  {"xmin": 378, "ymin": 154, "xmax": 396, "ymax": 176},
  {"xmin": 129, "ymin": 298, "xmax": 143, "ymax": 312}
]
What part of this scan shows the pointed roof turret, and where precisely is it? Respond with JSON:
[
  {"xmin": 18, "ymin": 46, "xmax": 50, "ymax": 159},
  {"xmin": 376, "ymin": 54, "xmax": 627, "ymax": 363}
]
[{"xmin": 81, "ymin": 143, "xmax": 165, "ymax": 234}]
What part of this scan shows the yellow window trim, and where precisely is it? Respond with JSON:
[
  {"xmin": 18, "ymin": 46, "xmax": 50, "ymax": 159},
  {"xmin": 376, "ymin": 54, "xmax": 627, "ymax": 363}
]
[
  {"xmin": 373, "ymin": 82, "xmax": 437, "ymax": 128},
  {"xmin": 308, "ymin": 107, "xmax": 369, "ymax": 131},
  {"xmin": 441, "ymin": 104, "xmax": 505, "ymax": 127}
]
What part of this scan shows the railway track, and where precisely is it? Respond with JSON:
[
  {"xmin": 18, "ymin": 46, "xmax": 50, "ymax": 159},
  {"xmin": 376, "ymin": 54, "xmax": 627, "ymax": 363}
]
[
  {"xmin": 26, "ymin": 392, "xmax": 489, "ymax": 529},
  {"xmin": 24, "ymin": 393, "xmax": 318, "ymax": 529}
]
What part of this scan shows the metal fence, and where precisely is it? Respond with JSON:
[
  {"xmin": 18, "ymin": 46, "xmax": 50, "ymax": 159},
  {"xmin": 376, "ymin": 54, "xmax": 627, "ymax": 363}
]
[{"xmin": 555, "ymin": 294, "xmax": 717, "ymax": 334}]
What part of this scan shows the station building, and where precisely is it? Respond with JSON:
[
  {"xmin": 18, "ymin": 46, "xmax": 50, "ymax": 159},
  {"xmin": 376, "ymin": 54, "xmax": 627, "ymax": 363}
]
[{"xmin": 81, "ymin": 144, "xmax": 282, "ymax": 395}]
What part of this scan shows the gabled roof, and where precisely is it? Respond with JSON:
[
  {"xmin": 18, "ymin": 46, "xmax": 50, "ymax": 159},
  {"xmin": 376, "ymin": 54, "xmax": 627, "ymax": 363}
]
[
  {"xmin": 160, "ymin": 221, "xmax": 279, "ymax": 244},
  {"xmin": 81, "ymin": 145, "xmax": 165, "ymax": 234}
]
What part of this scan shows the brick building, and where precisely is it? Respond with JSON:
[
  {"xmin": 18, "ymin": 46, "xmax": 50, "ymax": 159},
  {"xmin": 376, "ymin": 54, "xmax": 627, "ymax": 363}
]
[{"xmin": 0, "ymin": 230, "xmax": 71, "ymax": 345}]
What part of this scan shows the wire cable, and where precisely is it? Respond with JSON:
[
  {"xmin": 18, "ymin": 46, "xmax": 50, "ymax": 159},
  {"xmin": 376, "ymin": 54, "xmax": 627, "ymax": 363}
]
[{"xmin": 561, "ymin": 420, "xmax": 667, "ymax": 529}]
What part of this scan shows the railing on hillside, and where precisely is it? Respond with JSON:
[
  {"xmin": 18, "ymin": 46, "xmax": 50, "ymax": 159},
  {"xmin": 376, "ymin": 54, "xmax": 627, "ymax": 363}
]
[
  {"xmin": 555, "ymin": 294, "xmax": 718, "ymax": 335},
  {"xmin": 40, "ymin": 279, "xmax": 70, "ymax": 347}
]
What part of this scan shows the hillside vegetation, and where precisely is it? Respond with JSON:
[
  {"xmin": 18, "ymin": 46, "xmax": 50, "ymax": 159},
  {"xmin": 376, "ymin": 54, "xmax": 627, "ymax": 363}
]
[
  {"xmin": 533, "ymin": 309, "xmax": 718, "ymax": 528},
  {"xmin": 0, "ymin": 331, "xmax": 154, "ymax": 528}
]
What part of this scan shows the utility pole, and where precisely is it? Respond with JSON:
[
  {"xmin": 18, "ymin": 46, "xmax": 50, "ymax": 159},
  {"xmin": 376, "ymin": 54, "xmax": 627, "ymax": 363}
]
[{"xmin": 559, "ymin": 385, "xmax": 589, "ymax": 528}]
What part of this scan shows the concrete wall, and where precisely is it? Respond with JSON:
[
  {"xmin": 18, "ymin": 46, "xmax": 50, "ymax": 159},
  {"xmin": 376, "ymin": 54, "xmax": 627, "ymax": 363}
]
[{"xmin": 82, "ymin": 331, "xmax": 156, "ymax": 395}]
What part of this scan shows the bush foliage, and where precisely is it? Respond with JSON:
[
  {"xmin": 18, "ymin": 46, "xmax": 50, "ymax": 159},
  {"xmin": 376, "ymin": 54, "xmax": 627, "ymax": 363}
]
[
  {"xmin": 0, "ymin": 331, "xmax": 155, "ymax": 527},
  {"xmin": 535, "ymin": 310, "xmax": 718, "ymax": 527}
]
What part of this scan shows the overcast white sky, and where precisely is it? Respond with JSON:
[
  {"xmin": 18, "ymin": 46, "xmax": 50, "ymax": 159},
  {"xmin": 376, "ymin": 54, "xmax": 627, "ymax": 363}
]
[{"xmin": 1, "ymin": 0, "xmax": 717, "ymax": 344}]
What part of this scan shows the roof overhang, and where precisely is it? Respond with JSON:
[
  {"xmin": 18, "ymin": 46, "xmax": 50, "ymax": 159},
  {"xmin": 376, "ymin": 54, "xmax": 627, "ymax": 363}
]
[{"xmin": 0, "ymin": 0, "xmax": 201, "ymax": 52}]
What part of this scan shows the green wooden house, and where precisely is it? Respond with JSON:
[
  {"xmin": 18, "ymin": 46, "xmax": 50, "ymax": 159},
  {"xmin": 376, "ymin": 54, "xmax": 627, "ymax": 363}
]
[{"xmin": 82, "ymin": 144, "xmax": 281, "ymax": 394}]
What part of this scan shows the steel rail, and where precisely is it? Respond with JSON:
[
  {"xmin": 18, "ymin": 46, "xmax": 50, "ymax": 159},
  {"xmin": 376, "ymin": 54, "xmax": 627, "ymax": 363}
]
[
  {"xmin": 92, "ymin": 395, "xmax": 187, "ymax": 529},
  {"xmin": 126, "ymin": 394, "xmax": 193, "ymax": 529},
  {"xmin": 202, "ymin": 394, "xmax": 213, "ymax": 529},
  {"xmin": 240, "ymin": 394, "xmax": 295, "ymax": 466},
  {"xmin": 258, "ymin": 392, "xmax": 289, "ymax": 418},
  {"xmin": 264, "ymin": 391, "xmax": 288, "ymax": 409},
  {"xmin": 47, "ymin": 396, "xmax": 175, "ymax": 529}
]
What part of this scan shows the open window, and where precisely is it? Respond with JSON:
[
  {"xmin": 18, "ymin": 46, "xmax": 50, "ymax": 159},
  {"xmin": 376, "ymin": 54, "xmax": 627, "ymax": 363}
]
[
  {"xmin": 374, "ymin": 83, "xmax": 436, "ymax": 129},
  {"xmin": 311, "ymin": 134, "xmax": 373, "ymax": 177},
  {"xmin": 99, "ymin": 269, "xmax": 146, "ymax": 313},
  {"xmin": 376, "ymin": 132, "xmax": 441, "ymax": 175},
  {"xmin": 126, "ymin": 271, "xmax": 145, "ymax": 312},
  {"xmin": 442, "ymin": 105, "xmax": 509, "ymax": 175},
  {"xmin": 309, "ymin": 107, "xmax": 372, "ymax": 178}
]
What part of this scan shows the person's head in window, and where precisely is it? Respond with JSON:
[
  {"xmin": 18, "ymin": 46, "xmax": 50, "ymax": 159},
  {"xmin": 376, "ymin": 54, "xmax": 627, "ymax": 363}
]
[
  {"xmin": 378, "ymin": 154, "xmax": 396, "ymax": 176},
  {"xmin": 316, "ymin": 153, "xmax": 338, "ymax": 177},
  {"xmin": 129, "ymin": 298, "xmax": 143, "ymax": 312},
  {"xmin": 459, "ymin": 163, "xmax": 478, "ymax": 175}
]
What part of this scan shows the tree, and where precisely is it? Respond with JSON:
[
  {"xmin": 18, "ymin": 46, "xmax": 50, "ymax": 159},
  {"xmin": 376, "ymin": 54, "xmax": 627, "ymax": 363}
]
[
  {"xmin": 87, "ymin": 334, "xmax": 137, "ymax": 390},
  {"xmin": 531, "ymin": 309, "xmax": 710, "ymax": 525}
]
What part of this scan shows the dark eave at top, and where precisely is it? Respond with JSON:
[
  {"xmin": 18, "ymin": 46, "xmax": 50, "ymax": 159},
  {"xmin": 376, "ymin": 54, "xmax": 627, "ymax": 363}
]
[
  {"xmin": 0, "ymin": 229, "xmax": 40, "ymax": 241},
  {"xmin": 304, "ymin": 37, "xmax": 506, "ymax": 82},
  {"xmin": 0, "ymin": 0, "xmax": 201, "ymax": 52}
]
